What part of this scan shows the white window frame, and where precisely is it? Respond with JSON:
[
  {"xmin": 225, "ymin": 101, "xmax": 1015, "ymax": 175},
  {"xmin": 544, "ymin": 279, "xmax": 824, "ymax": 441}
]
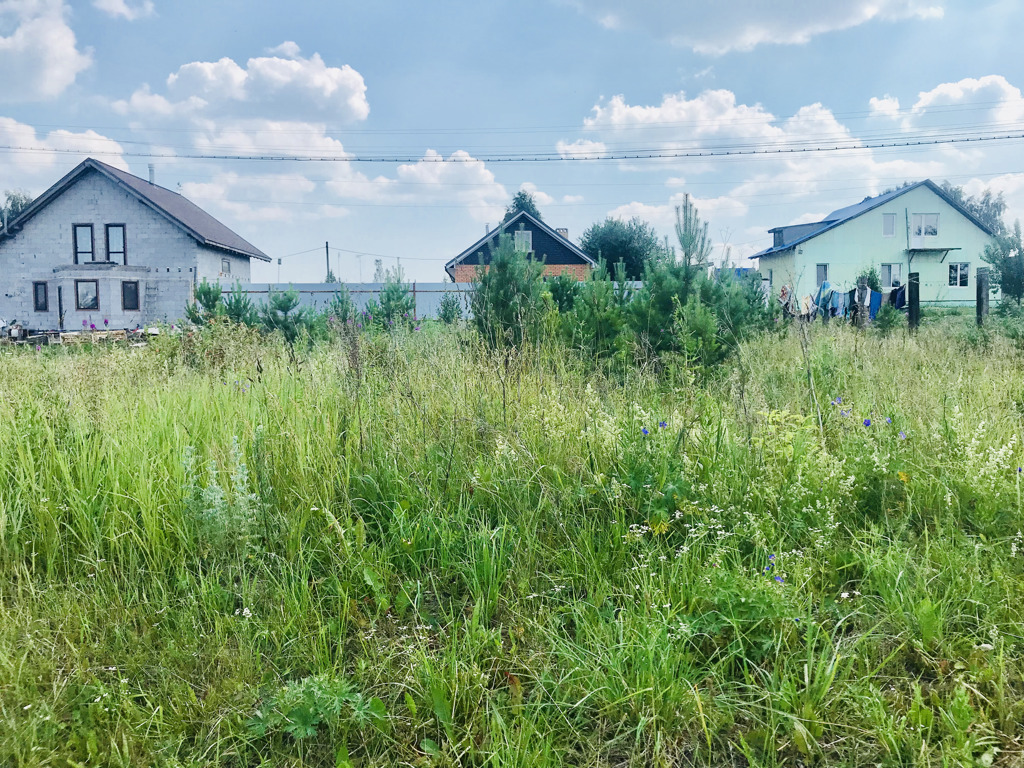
[
  {"xmin": 912, "ymin": 213, "xmax": 939, "ymax": 238},
  {"xmin": 816, "ymin": 263, "xmax": 828, "ymax": 286},
  {"xmin": 882, "ymin": 213, "xmax": 896, "ymax": 238},
  {"xmin": 949, "ymin": 262, "xmax": 970, "ymax": 288},
  {"xmin": 513, "ymin": 229, "xmax": 533, "ymax": 253},
  {"xmin": 221, "ymin": 257, "xmax": 232, "ymax": 275},
  {"xmin": 881, "ymin": 263, "xmax": 902, "ymax": 289}
]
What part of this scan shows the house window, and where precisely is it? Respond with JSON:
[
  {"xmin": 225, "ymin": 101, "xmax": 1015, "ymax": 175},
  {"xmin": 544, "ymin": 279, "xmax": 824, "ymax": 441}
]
[
  {"xmin": 106, "ymin": 224, "xmax": 126, "ymax": 264},
  {"xmin": 73, "ymin": 224, "xmax": 94, "ymax": 263},
  {"xmin": 33, "ymin": 282, "xmax": 48, "ymax": 312},
  {"xmin": 768, "ymin": 268, "xmax": 773, "ymax": 287},
  {"xmin": 949, "ymin": 263, "xmax": 970, "ymax": 287},
  {"xmin": 121, "ymin": 281, "xmax": 140, "ymax": 311},
  {"xmin": 514, "ymin": 230, "xmax": 533, "ymax": 253},
  {"xmin": 75, "ymin": 280, "xmax": 99, "ymax": 310},
  {"xmin": 816, "ymin": 264, "xmax": 828, "ymax": 285},
  {"xmin": 882, "ymin": 213, "xmax": 896, "ymax": 238},
  {"xmin": 881, "ymin": 263, "xmax": 902, "ymax": 288},
  {"xmin": 912, "ymin": 213, "xmax": 939, "ymax": 237},
  {"xmin": 221, "ymin": 258, "xmax": 231, "ymax": 275}
]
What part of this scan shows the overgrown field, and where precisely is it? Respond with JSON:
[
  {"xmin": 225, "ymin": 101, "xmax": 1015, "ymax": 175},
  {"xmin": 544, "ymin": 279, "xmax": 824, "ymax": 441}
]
[{"xmin": 1, "ymin": 320, "xmax": 1023, "ymax": 766}]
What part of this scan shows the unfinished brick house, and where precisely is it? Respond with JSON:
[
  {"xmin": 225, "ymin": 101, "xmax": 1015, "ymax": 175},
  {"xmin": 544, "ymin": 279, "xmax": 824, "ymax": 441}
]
[
  {"xmin": 0, "ymin": 158, "xmax": 269, "ymax": 331},
  {"xmin": 445, "ymin": 210, "xmax": 596, "ymax": 282}
]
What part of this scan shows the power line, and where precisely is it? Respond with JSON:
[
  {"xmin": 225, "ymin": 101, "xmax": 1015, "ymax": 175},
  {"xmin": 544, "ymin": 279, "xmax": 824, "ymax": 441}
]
[{"xmin": 2, "ymin": 130, "xmax": 1024, "ymax": 163}]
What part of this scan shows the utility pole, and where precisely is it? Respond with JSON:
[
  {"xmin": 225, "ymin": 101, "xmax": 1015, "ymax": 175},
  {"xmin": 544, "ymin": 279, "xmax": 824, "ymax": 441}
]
[{"xmin": 325, "ymin": 241, "xmax": 330, "ymax": 281}]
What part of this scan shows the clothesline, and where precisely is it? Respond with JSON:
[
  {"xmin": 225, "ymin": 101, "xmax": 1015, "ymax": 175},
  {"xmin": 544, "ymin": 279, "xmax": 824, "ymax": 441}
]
[{"xmin": 778, "ymin": 281, "xmax": 907, "ymax": 321}]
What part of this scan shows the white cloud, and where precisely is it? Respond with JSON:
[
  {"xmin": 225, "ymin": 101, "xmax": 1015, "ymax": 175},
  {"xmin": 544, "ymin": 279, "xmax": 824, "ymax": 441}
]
[
  {"xmin": 566, "ymin": 0, "xmax": 943, "ymax": 54},
  {"xmin": 163, "ymin": 49, "xmax": 370, "ymax": 121},
  {"xmin": 869, "ymin": 95, "xmax": 901, "ymax": 119},
  {"xmin": 0, "ymin": 0, "xmax": 92, "ymax": 101},
  {"xmin": 519, "ymin": 181, "xmax": 555, "ymax": 207},
  {"xmin": 267, "ymin": 40, "xmax": 301, "ymax": 58},
  {"xmin": 556, "ymin": 138, "xmax": 607, "ymax": 158},
  {"xmin": 0, "ymin": 117, "xmax": 127, "ymax": 193},
  {"xmin": 92, "ymin": 0, "xmax": 154, "ymax": 20},
  {"xmin": 180, "ymin": 171, "xmax": 316, "ymax": 223}
]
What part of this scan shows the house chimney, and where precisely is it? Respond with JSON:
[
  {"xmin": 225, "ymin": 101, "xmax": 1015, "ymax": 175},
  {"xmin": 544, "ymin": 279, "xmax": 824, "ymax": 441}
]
[
  {"xmin": 148, "ymin": 164, "xmax": 155, "ymax": 184},
  {"xmin": 556, "ymin": 227, "xmax": 569, "ymax": 240},
  {"xmin": 485, "ymin": 223, "xmax": 490, "ymax": 235}
]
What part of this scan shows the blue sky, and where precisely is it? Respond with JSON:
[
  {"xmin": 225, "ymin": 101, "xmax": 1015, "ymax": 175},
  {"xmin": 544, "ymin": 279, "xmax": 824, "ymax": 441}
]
[{"xmin": 3, "ymin": 0, "xmax": 1024, "ymax": 281}]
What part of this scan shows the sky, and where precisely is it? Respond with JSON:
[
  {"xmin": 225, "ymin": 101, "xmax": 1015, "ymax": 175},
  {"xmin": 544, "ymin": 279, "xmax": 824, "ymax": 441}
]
[{"xmin": 2, "ymin": 0, "xmax": 1024, "ymax": 282}]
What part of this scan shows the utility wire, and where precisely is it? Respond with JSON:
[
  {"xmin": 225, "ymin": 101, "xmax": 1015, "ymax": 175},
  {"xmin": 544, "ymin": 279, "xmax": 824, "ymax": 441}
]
[{"xmin": 2, "ymin": 131, "xmax": 1023, "ymax": 163}]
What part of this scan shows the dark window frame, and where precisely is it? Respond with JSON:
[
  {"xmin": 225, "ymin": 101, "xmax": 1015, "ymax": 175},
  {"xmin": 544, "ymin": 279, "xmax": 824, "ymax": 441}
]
[
  {"xmin": 121, "ymin": 280, "xmax": 140, "ymax": 311},
  {"xmin": 75, "ymin": 279, "xmax": 100, "ymax": 311},
  {"xmin": 73, "ymin": 224, "xmax": 94, "ymax": 264},
  {"xmin": 33, "ymin": 281, "xmax": 48, "ymax": 312},
  {"xmin": 949, "ymin": 262, "xmax": 970, "ymax": 288},
  {"xmin": 106, "ymin": 224, "xmax": 127, "ymax": 264},
  {"xmin": 816, "ymin": 263, "xmax": 829, "ymax": 285}
]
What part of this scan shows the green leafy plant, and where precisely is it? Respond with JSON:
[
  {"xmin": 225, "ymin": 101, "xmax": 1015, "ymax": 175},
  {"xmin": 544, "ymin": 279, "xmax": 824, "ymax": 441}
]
[
  {"xmin": 185, "ymin": 279, "xmax": 224, "ymax": 326},
  {"xmin": 470, "ymin": 232, "xmax": 545, "ymax": 347},
  {"xmin": 249, "ymin": 674, "xmax": 386, "ymax": 741},
  {"xmin": 438, "ymin": 291, "xmax": 463, "ymax": 324}
]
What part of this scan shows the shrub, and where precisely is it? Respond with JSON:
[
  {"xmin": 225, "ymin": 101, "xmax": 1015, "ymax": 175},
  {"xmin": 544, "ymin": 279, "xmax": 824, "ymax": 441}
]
[
  {"xmin": 872, "ymin": 303, "xmax": 905, "ymax": 336},
  {"xmin": 365, "ymin": 267, "xmax": 415, "ymax": 330},
  {"xmin": 223, "ymin": 282, "xmax": 258, "ymax": 325},
  {"xmin": 259, "ymin": 287, "xmax": 315, "ymax": 345},
  {"xmin": 547, "ymin": 272, "xmax": 580, "ymax": 313},
  {"xmin": 564, "ymin": 261, "xmax": 632, "ymax": 358},
  {"xmin": 438, "ymin": 291, "xmax": 463, "ymax": 324},
  {"xmin": 856, "ymin": 266, "xmax": 882, "ymax": 293},
  {"xmin": 185, "ymin": 279, "xmax": 224, "ymax": 326}
]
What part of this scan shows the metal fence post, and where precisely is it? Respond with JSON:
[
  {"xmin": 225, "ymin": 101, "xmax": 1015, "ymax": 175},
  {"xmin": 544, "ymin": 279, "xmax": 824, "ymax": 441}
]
[
  {"xmin": 976, "ymin": 267, "xmax": 990, "ymax": 327},
  {"xmin": 908, "ymin": 272, "xmax": 920, "ymax": 331}
]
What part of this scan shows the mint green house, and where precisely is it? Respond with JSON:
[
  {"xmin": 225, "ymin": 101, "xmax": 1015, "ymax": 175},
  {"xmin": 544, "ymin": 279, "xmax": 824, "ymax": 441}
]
[{"xmin": 752, "ymin": 180, "xmax": 996, "ymax": 306}]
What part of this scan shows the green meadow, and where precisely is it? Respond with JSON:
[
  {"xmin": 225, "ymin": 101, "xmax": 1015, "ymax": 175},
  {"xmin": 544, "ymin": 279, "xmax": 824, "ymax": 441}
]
[{"xmin": 1, "ymin": 319, "xmax": 1022, "ymax": 766}]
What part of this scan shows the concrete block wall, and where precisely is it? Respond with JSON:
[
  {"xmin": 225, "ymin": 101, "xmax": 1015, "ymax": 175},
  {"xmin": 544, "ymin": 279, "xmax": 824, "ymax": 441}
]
[{"xmin": 0, "ymin": 169, "xmax": 254, "ymax": 330}]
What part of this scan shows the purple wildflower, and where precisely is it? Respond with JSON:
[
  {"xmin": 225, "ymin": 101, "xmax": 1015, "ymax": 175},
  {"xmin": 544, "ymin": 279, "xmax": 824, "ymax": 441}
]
[
  {"xmin": 863, "ymin": 418, "xmax": 871, "ymax": 427},
  {"xmin": 898, "ymin": 431, "xmax": 906, "ymax": 440},
  {"xmin": 659, "ymin": 420, "xmax": 668, "ymax": 428},
  {"xmin": 774, "ymin": 576, "xmax": 784, "ymax": 584},
  {"xmin": 641, "ymin": 428, "xmax": 649, "ymax": 436},
  {"xmin": 885, "ymin": 417, "xmax": 892, "ymax": 424}
]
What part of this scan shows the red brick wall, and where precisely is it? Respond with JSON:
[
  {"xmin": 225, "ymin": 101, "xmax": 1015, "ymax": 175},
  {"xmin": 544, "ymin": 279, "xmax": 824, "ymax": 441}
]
[{"xmin": 452, "ymin": 263, "xmax": 592, "ymax": 282}]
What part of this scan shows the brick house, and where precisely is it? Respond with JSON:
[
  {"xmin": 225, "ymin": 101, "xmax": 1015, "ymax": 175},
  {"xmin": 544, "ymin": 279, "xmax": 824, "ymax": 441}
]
[
  {"xmin": 445, "ymin": 210, "xmax": 596, "ymax": 282},
  {"xmin": 0, "ymin": 158, "xmax": 270, "ymax": 331}
]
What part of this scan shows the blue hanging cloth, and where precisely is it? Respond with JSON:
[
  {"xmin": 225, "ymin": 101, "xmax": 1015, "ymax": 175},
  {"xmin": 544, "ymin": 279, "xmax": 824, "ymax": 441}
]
[{"xmin": 869, "ymin": 290, "xmax": 882, "ymax": 320}]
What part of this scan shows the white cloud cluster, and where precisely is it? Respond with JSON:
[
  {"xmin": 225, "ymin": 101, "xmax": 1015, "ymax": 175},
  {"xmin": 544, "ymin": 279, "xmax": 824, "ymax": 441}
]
[
  {"xmin": 92, "ymin": 0, "xmax": 154, "ymax": 20},
  {"xmin": 566, "ymin": 0, "xmax": 943, "ymax": 54},
  {"xmin": 0, "ymin": 116, "xmax": 127, "ymax": 193},
  {"xmin": 0, "ymin": 0, "xmax": 92, "ymax": 101}
]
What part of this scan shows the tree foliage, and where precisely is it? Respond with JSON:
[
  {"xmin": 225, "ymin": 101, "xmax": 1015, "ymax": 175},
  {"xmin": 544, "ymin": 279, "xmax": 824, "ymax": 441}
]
[
  {"xmin": 579, "ymin": 217, "xmax": 667, "ymax": 280},
  {"xmin": 675, "ymin": 194, "xmax": 712, "ymax": 268},
  {"xmin": 502, "ymin": 189, "xmax": 543, "ymax": 223},
  {"xmin": 185, "ymin": 280, "xmax": 225, "ymax": 326},
  {"xmin": 939, "ymin": 181, "xmax": 1007, "ymax": 236},
  {"xmin": 364, "ymin": 266, "xmax": 415, "ymax": 329},
  {"xmin": 1, "ymin": 189, "xmax": 32, "ymax": 226},
  {"xmin": 984, "ymin": 219, "xmax": 1024, "ymax": 304},
  {"xmin": 470, "ymin": 233, "xmax": 545, "ymax": 347}
]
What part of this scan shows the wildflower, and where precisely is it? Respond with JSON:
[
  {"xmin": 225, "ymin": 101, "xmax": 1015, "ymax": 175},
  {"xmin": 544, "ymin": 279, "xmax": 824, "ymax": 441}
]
[
  {"xmin": 898, "ymin": 430, "xmax": 907, "ymax": 440},
  {"xmin": 898, "ymin": 471, "xmax": 909, "ymax": 483},
  {"xmin": 35, "ymin": 344, "xmax": 41, "ymax": 351},
  {"xmin": 82, "ymin": 319, "xmax": 87, "ymax": 327},
  {"xmin": 840, "ymin": 592, "xmax": 850, "ymax": 599},
  {"xmin": 774, "ymin": 576, "xmax": 784, "ymax": 584},
  {"xmin": 89, "ymin": 323, "xmax": 96, "ymax": 330},
  {"xmin": 642, "ymin": 428, "xmax": 649, "ymax": 436},
  {"xmin": 840, "ymin": 409, "xmax": 850, "ymax": 418},
  {"xmin": 659, "ymin": 421, "xmax": 668, "ymax": 428},
  {"xmin": 831, "ymin": 396, "xmax": 842, "ymax": 405},
  {"xmin": 103, "ymin": 318, "xmax": 109, "ymax": 326},
  {"xmin": 863, "ymin": 418, "xmax": 871, "ymax": 427},
  {"xmin": 414, "ymin": 326, "xmax": 420, "ymax": 331},
  {"xmin": 768, "ymin": 554, "xmax": 775, "ymax": 560}
]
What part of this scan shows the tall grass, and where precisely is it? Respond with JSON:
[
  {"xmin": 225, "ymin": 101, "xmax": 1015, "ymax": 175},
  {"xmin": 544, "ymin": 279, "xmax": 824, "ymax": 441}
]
[{"xmin": 0, "ymin": 320, "xmax": 1022, "ymax": 766}]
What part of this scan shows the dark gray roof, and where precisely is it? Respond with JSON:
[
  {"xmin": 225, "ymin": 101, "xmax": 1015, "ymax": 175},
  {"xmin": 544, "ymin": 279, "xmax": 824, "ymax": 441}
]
[
  {"xmin": 1, "ymin": 158, "xmax": 270, "ymax": 261},
  {"xmin": 445, "ymin": 210, "xmax": 596, "ymax": 278},
  {"xmin": 751, "ymin": 179, "xmax": 995, "ymax": 260}
]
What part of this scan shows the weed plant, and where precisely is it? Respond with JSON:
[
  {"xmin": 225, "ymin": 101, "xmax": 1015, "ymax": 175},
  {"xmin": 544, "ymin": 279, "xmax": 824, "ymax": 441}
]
[{"xmin": 0, "ymin": 320, "xmax": 1022, "ymax": 766}]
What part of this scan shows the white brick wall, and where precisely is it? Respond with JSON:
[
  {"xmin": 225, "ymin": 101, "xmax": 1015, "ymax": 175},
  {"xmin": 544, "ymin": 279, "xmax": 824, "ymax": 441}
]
[{"xmin": 0, "ymin": 169, "xmax": 255, "ymax": 330}]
